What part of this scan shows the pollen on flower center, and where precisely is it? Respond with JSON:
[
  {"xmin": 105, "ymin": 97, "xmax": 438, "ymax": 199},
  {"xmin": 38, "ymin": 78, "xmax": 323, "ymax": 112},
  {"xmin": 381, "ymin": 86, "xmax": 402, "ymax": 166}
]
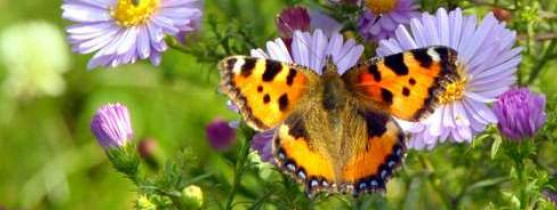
[
  {"xmin": 366, "ymin": 0, "xmax": 398, "ymax": 14},
  {"xmin": 438, "ymin": 64, "xmax": 468, "ymax": 104},
  {"xmin": 111, "ymin": 0, "xmax": 159, "ymax": 27}
]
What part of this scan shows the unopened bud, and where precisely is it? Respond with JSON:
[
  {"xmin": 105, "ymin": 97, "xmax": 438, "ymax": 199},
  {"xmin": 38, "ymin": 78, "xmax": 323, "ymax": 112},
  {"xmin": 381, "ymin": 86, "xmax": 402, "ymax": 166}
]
[
  {"xmin": 206, "ymin": 117, "xmax": 237, "ymax": 151},
  {"xmin": 137, "ymin": 137, "xmax": 163, "ymax": 170},
  {"xmin": 276, "ymin": 6, "xmax": 311, "ymax": 40},
  {"xmin": 492, "ymin": 7, "xmax": 511, "ymax": 22},
  {"xmin": 135, "ymin": 195, "xmax": 156, "ymax": 210},
  {"xmin": 179, "ymin": 185, "xmax": 203, "ymax": 209}
]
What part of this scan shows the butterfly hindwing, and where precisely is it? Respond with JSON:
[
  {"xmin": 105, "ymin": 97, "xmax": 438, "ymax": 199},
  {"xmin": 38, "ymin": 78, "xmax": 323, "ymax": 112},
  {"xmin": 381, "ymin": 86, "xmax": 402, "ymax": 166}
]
[
  {"xmin": 342, "ymin": 46, "xmax": 459, "ymax": 121},
  {"xmin": 340, "ymin": 109, "xmax": 405, "ymax": 195},
  {"xmin": 273, "ymin": 112, "xmax": 336, "ymax": 195},
  {"xmin": 219, "ymin": 56, "xmax": 319, "ymax": 131}
]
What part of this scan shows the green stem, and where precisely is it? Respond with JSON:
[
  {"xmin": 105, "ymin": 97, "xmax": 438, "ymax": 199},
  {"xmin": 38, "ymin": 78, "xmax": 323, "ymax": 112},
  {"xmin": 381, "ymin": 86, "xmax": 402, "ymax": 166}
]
[
  {"xmin": 351, "ymin": 198, "xmax": 361, "ymax": 210},
  {"xmin": 527, "ymin": 40, "xmax": 557, "ymax": 84},
  {"xmin": 509, "ymin": 141, "xmax": 531, "ymax": 209},
  {"xmin": 167, "ymin": 38, "xmax": 191, "ymax": 55},
  {"xmin": 224, "ymin": 129, "xmax": 253, "ymax": 210},
  {"xmin": 418, "ymin": 154, "xmax": 453, "ymax": 209}
]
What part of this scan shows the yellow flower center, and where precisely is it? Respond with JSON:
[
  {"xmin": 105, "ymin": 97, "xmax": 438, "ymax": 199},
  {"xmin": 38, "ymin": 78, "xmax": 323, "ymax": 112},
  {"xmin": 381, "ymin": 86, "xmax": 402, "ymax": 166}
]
[
  {"xmin": 438, "ymin": 64, "xmax": 468, "ymax": 104},
  {"xmin": 111, "ymin": 0, "xmax": 160, "ymax": 27},
  {"xmin": 366, "ymin": 0, "xmax": 398, "ymax": 14}
]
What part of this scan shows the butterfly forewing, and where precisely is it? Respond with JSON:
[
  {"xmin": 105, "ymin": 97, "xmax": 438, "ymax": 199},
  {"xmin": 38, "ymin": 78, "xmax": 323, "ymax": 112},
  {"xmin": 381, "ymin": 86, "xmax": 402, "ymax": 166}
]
[
  {"xmin": 342, "ymin": 46, "xmax": 460, "ymax": 121},
  {"xmin": 219, "ymin": 56, "xmax": 319, "ymax": 131}
]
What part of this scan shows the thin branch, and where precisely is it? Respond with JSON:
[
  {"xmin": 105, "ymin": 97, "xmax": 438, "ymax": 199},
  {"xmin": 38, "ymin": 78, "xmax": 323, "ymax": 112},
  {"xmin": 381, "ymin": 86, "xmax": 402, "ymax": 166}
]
[
  {"xmin": 467, "ymin": 0, "xmax": 557, "ymax": 19},
  {"xmin": 540, "ymin": 11, "xmax": 557, "ymax": 20},
  {"xmin": 518, "ymin": 33, "xmax": 557, "ymax": 41}
]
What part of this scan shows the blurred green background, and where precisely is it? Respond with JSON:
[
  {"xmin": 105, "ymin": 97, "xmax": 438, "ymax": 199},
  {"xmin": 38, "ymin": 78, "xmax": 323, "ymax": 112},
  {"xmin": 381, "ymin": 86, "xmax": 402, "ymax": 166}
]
[
  {"xmin": 0, "ymin": 0, "xmax": 557, "ymax": 209},
  {"xmin": 0, "ymin": 0, "xmax": 236, "ymax": 209},
  {"xmin": 0, "ymin": 0, "xmax": 292, "ymax": 208}
]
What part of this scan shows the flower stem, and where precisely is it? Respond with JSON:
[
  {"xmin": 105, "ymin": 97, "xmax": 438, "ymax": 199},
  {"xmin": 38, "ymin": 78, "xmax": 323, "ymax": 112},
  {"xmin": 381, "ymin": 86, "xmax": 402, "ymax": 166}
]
[
  {"xmin": 417, "ymin": 154, "xmax": 453, "ymax": 209},
  {"xmin": 527, "ymin": 40, "xmax": 557, "ymax": 84},
  {"xmin": 225, "ymin": 125, "xmax": 254, "ymax": 210}
]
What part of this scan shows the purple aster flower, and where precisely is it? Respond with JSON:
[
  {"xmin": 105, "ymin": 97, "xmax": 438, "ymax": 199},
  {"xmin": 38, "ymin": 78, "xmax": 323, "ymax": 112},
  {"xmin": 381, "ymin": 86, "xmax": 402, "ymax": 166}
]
[
  {"xmin": 359, "ymin": 0, "xmax": 419, "ymax": 41},
  {"xmin": 493, "ymin": 88, "xmax": 546, "ymax": 140},
  {"xmin": 206, "ymin": 117, "xmax": 237, "ymax": 150},
  {"xmin": 91, "ymin": 103, "xmax": 133, "ymax": 149},
  {"xmin": 377, "ymin": 8, "xmax": 522, "ymax": 150},
  {"xmin": 248, "ymin": 29, "xmax": 364, "ymax": 161},
  {"xmin": 62, "ymin": 0, "xmax": 203, "ymax": 69}
]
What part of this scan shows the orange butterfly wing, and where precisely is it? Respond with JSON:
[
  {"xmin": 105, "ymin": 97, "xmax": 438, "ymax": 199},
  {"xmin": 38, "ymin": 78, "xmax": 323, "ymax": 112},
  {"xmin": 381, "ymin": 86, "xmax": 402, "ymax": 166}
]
[
  {"xmin": 339, "ymin": 109, "xmax": 405, "ymax": 195},
  {"xmin": 273, "ymin": 113, "xmax": 336, "ymax": 195},
  {"xmin": 219, "ymin": 56, "xmax": 318, "ymax": 131},
  {"xmin": 342, "ymin": 47, "xmax": 459, "ymax": 121}
]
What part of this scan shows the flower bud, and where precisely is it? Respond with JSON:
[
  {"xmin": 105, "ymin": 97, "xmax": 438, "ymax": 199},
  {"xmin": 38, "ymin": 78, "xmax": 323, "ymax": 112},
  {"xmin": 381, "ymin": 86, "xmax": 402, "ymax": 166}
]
[
  {"xmin": 179, "ymin": 185, "xmax": 203, "ymax": 209},
  {"xmin": 492, "ymin": 7, "xmax": 512, "ymax": 22},
  {"xmin": 276, "ymin": 6, "xmax": 311, "ymax": 40},
  {"xmin": 91, "ymin": 103, "xmax": 139, "ymax": 175},
  {"xmin": 135, "ymin": 195, "xmax": 156, "ymax": 210},
  {"xmin": 493, "ymin": 88, "xmax": 546, "ymax": 141},
  {"xmin": 137, "ymin": 137, "xmax": 163, "ymax": 170},
  {"xmin": 206, "ymin": 117, "xmax": 236, "ymax": 150},
  {"xmin": 90, "ymin": 103, "xmax": 133, "ymax": 150}
]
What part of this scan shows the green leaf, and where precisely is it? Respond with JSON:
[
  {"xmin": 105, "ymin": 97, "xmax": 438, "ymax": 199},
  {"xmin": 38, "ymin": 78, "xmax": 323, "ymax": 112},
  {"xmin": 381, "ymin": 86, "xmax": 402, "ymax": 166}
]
[
  {"xmin": 466, "ymin": 177, "xmax": 508, "ymax": 193},
  {"xmin": 502, "ymin": 191, "xmax": 521, "ymax": 210},
  {"xmin": 491, "ymin": 135, "xmax": 503, "ymax": 160}
]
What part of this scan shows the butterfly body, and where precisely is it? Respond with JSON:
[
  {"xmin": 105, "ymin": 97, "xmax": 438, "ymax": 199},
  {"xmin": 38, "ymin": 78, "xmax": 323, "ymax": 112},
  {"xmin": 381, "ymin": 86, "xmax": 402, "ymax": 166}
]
[{"xmin": 219, "ymin": 47, "xmax": 459, "ymax": 196}]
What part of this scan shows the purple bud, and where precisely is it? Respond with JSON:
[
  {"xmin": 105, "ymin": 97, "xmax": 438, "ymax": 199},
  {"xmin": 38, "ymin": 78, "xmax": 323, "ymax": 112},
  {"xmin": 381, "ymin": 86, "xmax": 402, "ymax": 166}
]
[
  {"xmin": 492, "ymin": 87, "xmax": 546, "ymax": 141},
  {"xmin": 90, "ymin": 103, "xmax": 133, "ymax": 149},
  {"xmin": 250, "ymin": 129, "xmax": 275, "ymax": 163},
  {"xmin": 206, "ymin": 118, "xmax": 236, "ymax": 150},
  {"xmin": 276, "ymin": 6, "xmax": 311, "ymax": 41}
]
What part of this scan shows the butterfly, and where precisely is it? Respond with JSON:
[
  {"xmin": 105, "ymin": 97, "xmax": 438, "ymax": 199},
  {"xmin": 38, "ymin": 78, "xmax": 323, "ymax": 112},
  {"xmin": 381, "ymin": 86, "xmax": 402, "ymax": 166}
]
[{"xmin": 218, "ymin": 46, "xmax": 459, "ymax": 196}]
